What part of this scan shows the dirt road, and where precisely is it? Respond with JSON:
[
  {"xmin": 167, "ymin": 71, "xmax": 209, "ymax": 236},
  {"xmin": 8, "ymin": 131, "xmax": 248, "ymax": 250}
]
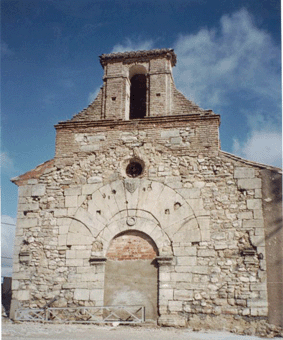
[{"xmin": 2, "ymin": 321, "xmax": 282, "ymax": 340}]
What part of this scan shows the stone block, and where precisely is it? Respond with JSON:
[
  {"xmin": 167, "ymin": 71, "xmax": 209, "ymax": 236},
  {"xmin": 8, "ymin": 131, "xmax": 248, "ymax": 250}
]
[
  {"xmin": 247, "ymin": 299, "xmax": 268, "ymax": 308},
  {"xmin": 237, "ymin": 211, "xmax": 253, "ymax": 220},
  {"xmin": 159, "ymin": 272, "xmax": 171, "ymax": 281},
  {"xmin": 198, "ymin": 249, "xmax": 215, "ymax": 257},
  {"xmin": 177, "ymin": 256, "xmax": 197, "ymax": 266},
  {"xmin": 31, "ymin": 184, "xmax": 46, "ymax": 196},
  {"xmin": 179, "ymin": 188, "xmax": 200, "ymax": 199},
  {"xmin": 173, "ymin": 246, "xmax": 197, "ymax": 256},
  {"xmin": 255, "ymin": 228, "xmax": 264, "ymax": 236},
  {"xmin": 16, "ymin": 290, "xmax": 30, "ymax": 301},
  {"xmin": 17, "ymin": 218, "xmax": 37, "ymax": 229},
  {"xmin": 11, "ymin": 280, "xmax": 19, "ymax": 290},
  {"xmin": 88, "ymin": 176, "xmax": 103, "ymax": 184},
  {"xmin": 253, "ymin": 210, "xmax": 263, "ymax": 219},
  {"xmin": 54, "ymin": 209, "xmax": 68, "ymax": 217},
  {"xmin": 89, "ymin": 289, "xmax": 104, "ymax": 301},
  {"xmin": 171, "ymin": 272, "xmax": 192, "ymax": 282},
  {"xmin": 243, "ymin": 219, "xmax": 264, "ymax": 229},
  {"xmin": 198, "ymin": 216, "xmax": 210, "ymax": 229},
  {"xmin": 67, "ymin": 233, "xmax": 93, "ymax": 246},
  {"xmin": 57, "ymin": 218, "xmax": 72, "ymax": 226},
  {"xmin": 234, "ymin": 167, "xmax": 255, "ymax": 179},
  {"xmin": 18, "ymin": 202, "xmax": 39, "ymax": 211},
  {"xmin": 170, "ymin": 137, "xmax": 182, "ymax": 144},
  {"xmin": 59, "ymin": 225, "xmax": 69, "ymax": 235},
  {"xmin": 66, "ymin": 250, "xmax": 76, "ymax": 259},
  {"xmin": 83, "ymin": 273, "xmax": 100, "ymax": 282},
  {"xmin": 250, "ymin": 235, "xmax": 264, "ymax": 247},
  {"xmin": 174, "ymin": 289, "xmax": 193, "ymax": 300},
  {"xmin": 66, "ymin": 258, "xmax": 84, "ymax": 267},
  {"xmin": 168, "ymin": 300, "xmax": 183, "ymax": 312},
  {"xmin": 81, "ymin": 144, "xmax": 100, "ymax": 152},
  {"xmin": 28, "ymin": 179, "xmax": 38, "ymax": 184},
  {"xmin": 18, "ymin": 185, "xmax": 32, "ymax": 197},
  {"xmin": 74, "ymin": 289, "xmax": 89, "ymax": 301},
  {"xmin": 67, "ymin": 208, "xmax": 77, "ymax": 216},
  {"xmin": 159, "ymin": 289, "xmax": 173, "ymax": 300},
  {"xmin": 200, "ymin": 229, "xmax": 210, "ymax": 242},
  {"xmin": 76, "ymin": 250, "xmax": 91, "ymax": 259},
  {"xmin": 82, "ymin": 184, "xmax": 102, "ymax": 195},
  {"xmin": 254, "ymin": 189, "xmax": 262, "ymax": 198},
  {"xmin": 64, "ymin": 186, "xmax": 82, "ymax": 196},
  {"xmin": 237, "ymin": 178, "xmax": 261, "ymax": 190},
  {"xmin": 250, "ymin": 307, "xmax": 268, "ymax": 316},
  {"xmin": 214, "ymin": 243, "xmax": 228, "ymax": 250},
  {"xmin": 189, "ymin": 266, "xmax": 208, "ymax": 274},
  {"xmin": 158, "ymin": 314, "xmax": 187, "ymax": 327},
  {"xmin": 161, "ymin": 129, "xmax": 180, "ymax": 138},
  {"xmin": 187, "ymin": 199, "xmax": 204, "ymax": 213},
  {"xmin": 58, "ymin": 235, "xmax": 67, "ymax": 246},
  {"xmin": 88, "ymin": 134, "xmax": 105, "ymax": 142},
  {"xmin": 247, "ymin": 199, "xmax": 262, "ymax": 210},
  {"xmin": 65, "ymin": 195, "xmax": 78, "ymax": 208}
]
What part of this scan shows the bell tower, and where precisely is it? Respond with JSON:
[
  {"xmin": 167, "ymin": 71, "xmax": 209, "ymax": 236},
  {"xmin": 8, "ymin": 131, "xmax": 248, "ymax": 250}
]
[{"xmin": 99, "ymin": 49, "xmax": 177, "ymax": 120}]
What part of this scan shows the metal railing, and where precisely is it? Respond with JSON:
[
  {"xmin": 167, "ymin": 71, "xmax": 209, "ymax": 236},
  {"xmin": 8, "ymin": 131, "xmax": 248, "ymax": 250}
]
[{"xmin": 15, "ymin": 305, "xmax": 145, "ymax": 324}]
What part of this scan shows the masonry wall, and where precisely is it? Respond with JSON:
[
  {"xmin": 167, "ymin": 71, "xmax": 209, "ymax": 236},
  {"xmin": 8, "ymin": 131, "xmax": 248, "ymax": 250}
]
[
  {"xmin": 54, "ymin": 115, "xmax": 220, "ymax": 166},
  {"xmin": 11, "ymin": 114, "xmax": 278, "ymax": 330}
]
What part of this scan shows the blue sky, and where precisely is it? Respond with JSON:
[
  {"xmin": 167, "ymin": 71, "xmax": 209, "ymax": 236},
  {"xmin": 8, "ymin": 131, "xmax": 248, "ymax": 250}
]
[{"xmin": 1, "ymin": 0, "xmax": 281, "ymax": 276}]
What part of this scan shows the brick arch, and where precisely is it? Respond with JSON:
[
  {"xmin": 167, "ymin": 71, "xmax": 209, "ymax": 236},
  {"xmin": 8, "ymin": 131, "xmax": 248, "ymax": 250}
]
[
  {"xmin": 98, "ymin": 209, "xmax": 173, "ymax": 257},
  {"xmin": 106, "ymin": 230, "xmax": 158, "ymax": 260}
]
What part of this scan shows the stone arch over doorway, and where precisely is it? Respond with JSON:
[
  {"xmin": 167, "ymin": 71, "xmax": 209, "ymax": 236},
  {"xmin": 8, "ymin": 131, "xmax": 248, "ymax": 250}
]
[
  {"xmin": 104, "ymin": 230, "xmax": 159, "ymax": 321},
  {"xmin": 69, "ymin": 179, "xmax": 210, "ymax": 256}
]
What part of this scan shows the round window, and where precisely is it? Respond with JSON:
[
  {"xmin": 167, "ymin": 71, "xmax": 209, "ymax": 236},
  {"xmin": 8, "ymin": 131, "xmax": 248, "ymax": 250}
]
[{"xmin": 126, "ymin": 160, "xmax": 144, "ymax": 178}]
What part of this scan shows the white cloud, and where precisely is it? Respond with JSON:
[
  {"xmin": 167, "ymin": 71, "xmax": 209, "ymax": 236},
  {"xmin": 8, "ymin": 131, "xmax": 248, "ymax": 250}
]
[
  {"xmin": 111, "ymin": 38, "xmax": 154, "ymax": 53},
  {"xmin": 1, "ymin": 215, "xmax": 16, "ymax": 278},
  {"xmin": 0, "ymin": 152, "xmax": 16, "ymax": 174},
  {"xmin": 173, "ymin": 8, "xmax": 281, "ymax": 112},
  {"xmin": 1, "ymin": 41, "xmax": 14, "ymax": 58},
  {"xmin": 173, "ymin": 9, "xmax": 281, "ymax": 167},
  {"xmin": 88, "ymin": 87, "xmax": 100, "ymax": 104},
  {"xmin": 233, "ymin": 130, "xmax": 282, "ymax": 167}
]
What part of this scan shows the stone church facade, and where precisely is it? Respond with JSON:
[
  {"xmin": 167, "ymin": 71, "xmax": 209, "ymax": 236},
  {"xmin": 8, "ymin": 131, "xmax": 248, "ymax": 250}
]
[{"xmin": 11, "ymin": 49, "xmax": 282, "ymax": 329}]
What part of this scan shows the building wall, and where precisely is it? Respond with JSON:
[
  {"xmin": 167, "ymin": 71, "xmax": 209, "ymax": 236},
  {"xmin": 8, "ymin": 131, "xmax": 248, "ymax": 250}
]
[
  {"xmin": 11, "ymin": 119, "xmax": 275, "ymax": 326},
  {"xmin": 10, "ymin": 50, "xmax": 282, "ymax": 330},
  {"xmin": 261, "ymin": 170, "xmax": 283, "ymax": 327}
]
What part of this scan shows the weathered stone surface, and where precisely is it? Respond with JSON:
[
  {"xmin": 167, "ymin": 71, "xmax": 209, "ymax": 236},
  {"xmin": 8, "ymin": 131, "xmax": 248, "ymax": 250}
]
[
  {"xmin": 238, "ymin": 178, "xmax": 261, "ymax": 189},
  {"xmin": 74, "ymin": 289, "xmax": 89, "ymax": 301},
  {"xmin": 10, "ymin": 48, "xmax": 281, "ymax": 330},
  {"xmin": 234, "ymin": 167, "xmax": 255, "ymax": 179},
  {"xmin": 31, "ymin": 184, "xmax": 46, "ymax": 196}
]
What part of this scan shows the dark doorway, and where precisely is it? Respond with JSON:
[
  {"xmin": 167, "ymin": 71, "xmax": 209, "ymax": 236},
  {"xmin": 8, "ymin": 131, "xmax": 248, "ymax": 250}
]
[{"xmin": 130, "ymin": 74, "xmax": 146, "ymax": 119}]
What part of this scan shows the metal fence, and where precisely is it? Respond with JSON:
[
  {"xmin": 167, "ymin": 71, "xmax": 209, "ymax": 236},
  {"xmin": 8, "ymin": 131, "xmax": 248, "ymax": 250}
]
[{"xmin": 15, "ymin": 305, "xmax": 145, "ymax": 324}]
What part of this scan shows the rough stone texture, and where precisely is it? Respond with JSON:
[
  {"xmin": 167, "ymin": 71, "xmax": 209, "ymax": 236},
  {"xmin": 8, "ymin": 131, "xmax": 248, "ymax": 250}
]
[{"xmin": 10, "ymin": 49, "xmax": 282, "ymax": 332}]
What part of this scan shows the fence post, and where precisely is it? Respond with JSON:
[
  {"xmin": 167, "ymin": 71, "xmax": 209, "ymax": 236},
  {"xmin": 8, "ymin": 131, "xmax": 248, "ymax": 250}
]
[{"xmin": 142, "ymin": 306, "xmax": 145, "ymax": 322}]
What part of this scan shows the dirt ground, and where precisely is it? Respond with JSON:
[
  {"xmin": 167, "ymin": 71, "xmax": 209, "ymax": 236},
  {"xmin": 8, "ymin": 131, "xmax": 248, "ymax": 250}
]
[{"xmin": 1, "ymin": 319, "xmax": 282, "ymax": 340}]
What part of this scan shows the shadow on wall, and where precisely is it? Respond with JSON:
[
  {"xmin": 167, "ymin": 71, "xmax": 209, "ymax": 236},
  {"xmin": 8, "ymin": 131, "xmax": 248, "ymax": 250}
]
[{"xmin": 2, "ymin": 277, "xmax": 12, "ymax": 317}]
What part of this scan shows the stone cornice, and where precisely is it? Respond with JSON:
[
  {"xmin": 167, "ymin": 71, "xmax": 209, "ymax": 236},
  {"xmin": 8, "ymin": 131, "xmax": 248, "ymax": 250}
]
[
  {"xmin": 55, "ymin": 113, "xmax": 220, "ymax": 130},
  {"xmin": 99, "ymin": 48, "xmax": 177, "ymax": 67}
]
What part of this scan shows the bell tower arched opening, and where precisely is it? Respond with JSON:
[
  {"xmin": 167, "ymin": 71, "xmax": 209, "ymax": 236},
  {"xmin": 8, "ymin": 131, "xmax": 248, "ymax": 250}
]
[{"xmin": 130, "ymin": 74, "xmax": 147, "ymax": 119}]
